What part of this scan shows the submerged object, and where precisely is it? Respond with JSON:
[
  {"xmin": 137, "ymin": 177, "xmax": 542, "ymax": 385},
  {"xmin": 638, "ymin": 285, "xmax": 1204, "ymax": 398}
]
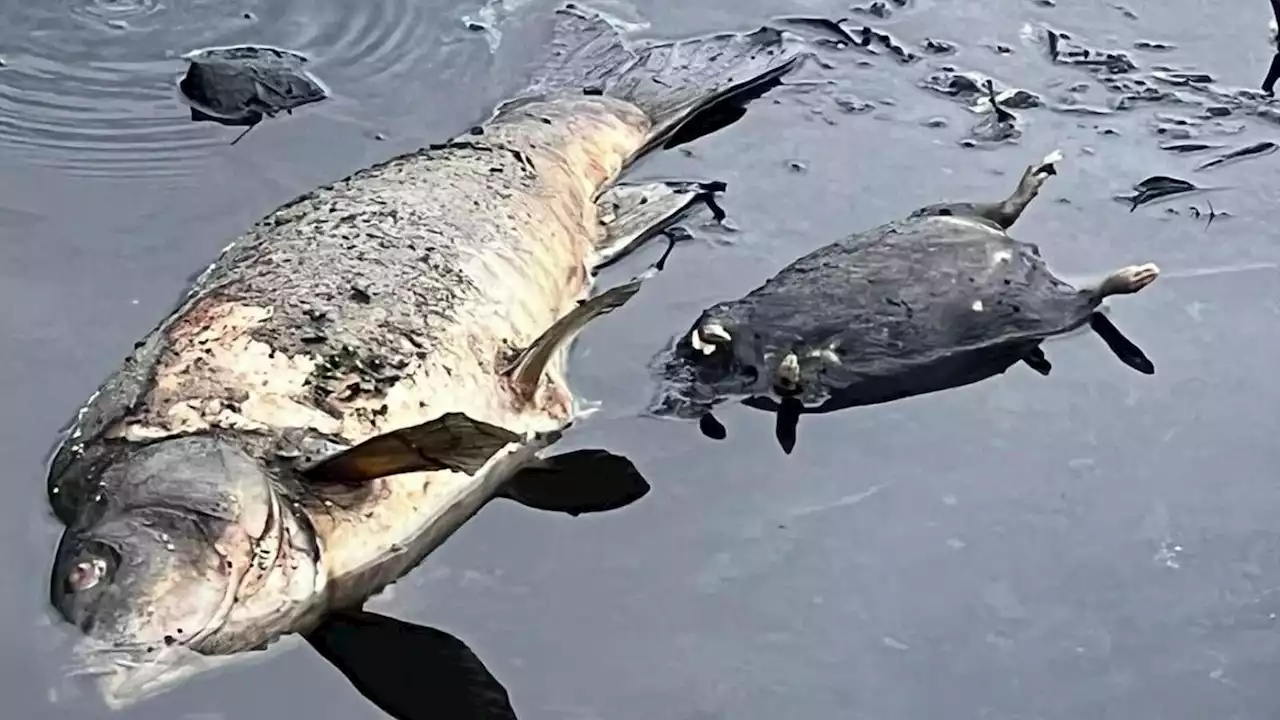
[
  {"xmin": 650, "ymin": 150, "xmax": 1161, "ymax": 454},
  {"xmin": 176, "ymin": 44, "xmax": 331, "ymax": 144},
  {"xmin": 48, "ymin": 4, "xmax": 811, "ymax": 708}
]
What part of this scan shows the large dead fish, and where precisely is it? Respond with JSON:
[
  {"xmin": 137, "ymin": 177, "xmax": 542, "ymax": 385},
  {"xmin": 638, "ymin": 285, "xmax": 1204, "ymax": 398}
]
[{"xmin": 44, "ymin": 4, "xmax": 810, "ymax": 709}]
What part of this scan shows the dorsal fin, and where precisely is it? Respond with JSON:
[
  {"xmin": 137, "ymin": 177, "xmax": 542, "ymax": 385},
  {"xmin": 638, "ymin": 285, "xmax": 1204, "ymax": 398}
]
[{"xmin": 502, "ymin": 278, "xmax": 644, "ymax": 400}]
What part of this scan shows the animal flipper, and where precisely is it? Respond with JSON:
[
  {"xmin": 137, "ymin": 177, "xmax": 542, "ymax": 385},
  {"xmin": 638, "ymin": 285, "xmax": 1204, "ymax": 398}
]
[
  {"xmin": 1089, "ymin": 312, "xmax": 1155, "ymax": 375},
  {"xmin": 994, "ymin": 149, "xmax": 1062, "ymax": 229},
  {"xmin": 305, "ymin": 610, "xmax": 518, "ymax": 720},
  {"xmin": 527, "ymin": 5, "xmax": 813, "ymax": 161},
  {"xmin": 502, "ymin": 278, "xmax": 645, "ymax": 401},
  {"xmin": 593, "ymin": 180, "xmax": 726, "ymax": 270},
  {"xmin": 296, "ymin": 413, "xmax": 523, "ymax": 484},
  {"xmin": 499, "ymin": 448, "xmax": 650, "ymax": 516},
  {"xmin": 1022, "ymin": 346, "xmax": 1052, "ymax": 376}
]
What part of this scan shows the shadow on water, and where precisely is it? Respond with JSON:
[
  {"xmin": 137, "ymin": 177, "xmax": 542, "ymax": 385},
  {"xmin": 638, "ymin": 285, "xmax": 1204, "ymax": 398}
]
[{"xmin": 305, "ymin": 610, "xmax": 519, "ymax": 720}]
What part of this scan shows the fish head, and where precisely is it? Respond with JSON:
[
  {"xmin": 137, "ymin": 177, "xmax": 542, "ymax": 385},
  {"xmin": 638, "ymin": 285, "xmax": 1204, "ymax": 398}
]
[{"xmin": 50, "ymin": 434, "xmax": 321, "ymax": 708}]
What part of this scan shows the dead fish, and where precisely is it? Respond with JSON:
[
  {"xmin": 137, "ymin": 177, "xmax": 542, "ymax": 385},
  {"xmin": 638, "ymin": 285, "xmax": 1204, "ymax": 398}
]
[
  {"xmin": 1195, "ymin": 141, "xmax": 1277, "ymax": 171},
  {"xmin": 46, "ymin": 5, "xmax": 811, "ymax": 709},
  {"xmin": 176, "ymin": 44, "xmax": 331, "ymax": 145},
  {"xmin": 1118, "ymin": 175, "xmax": 1200, "ymax": 211}
]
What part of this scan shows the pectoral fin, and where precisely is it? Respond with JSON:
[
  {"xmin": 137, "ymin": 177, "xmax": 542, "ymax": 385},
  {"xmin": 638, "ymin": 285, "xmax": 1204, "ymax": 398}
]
[
  {"xmin": 594, "ymin": 180, "xmax": 726, "ymax": 270},
  {"xmin": 499, "ymin": 449, "xmax": 650, "ymax": 516},
  {"xmin": 503, "ymin": 279, "xmax": 645, "ymax": 399},
  {"xmin": 297, "ymin": 413, "xmax": 521, "ymax": 484}
]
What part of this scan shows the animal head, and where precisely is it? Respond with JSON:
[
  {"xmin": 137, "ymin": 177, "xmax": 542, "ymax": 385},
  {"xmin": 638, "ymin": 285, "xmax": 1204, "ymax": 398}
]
[
  {"xmin": 649, "ymin": 313, "xmax": 777, "ymax": 419},
  {"xmin": 49, "ymin": 434, "xmax": 322, "ymax": 708}
]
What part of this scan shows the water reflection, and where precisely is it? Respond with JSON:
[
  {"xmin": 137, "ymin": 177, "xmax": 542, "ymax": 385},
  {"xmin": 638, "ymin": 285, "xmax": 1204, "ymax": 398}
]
[
  {"xmin": 306, "ymin": 610, "xmax": 519, "ymax": 720},
  {"xmin": 649, "ymin": 151, "xmax": 1160, "ymax": 454}
]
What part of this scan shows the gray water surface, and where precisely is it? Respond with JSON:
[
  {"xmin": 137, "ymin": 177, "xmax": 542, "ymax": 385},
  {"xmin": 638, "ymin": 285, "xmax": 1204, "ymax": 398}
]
[{"xmin": 5, "ymin": 0, "xmax": 1280, "ymax": 718}]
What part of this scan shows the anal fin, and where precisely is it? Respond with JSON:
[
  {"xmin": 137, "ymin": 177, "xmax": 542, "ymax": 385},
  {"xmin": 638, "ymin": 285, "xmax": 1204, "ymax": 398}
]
[
  {"xmin": 499, "ymin": 448, "xmax": 650, "ymax": 516},
  {"xmin": 297, "ymin": 413, "xmax": 522, "ymax": 484},
  {"xmin": 503, "ymin": 278, "xmax": 645, "ymax": 399},
  {"xmin": 594, "ymin": 180, "xmax": 726, "ymax": 270}
]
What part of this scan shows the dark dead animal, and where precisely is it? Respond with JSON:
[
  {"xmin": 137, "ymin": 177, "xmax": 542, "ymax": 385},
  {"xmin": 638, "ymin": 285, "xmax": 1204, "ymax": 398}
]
[
  {"xmin": 649, "ymin": 150, "xmax": 1160, "ymax": 454},
  {"xmin": 176, "ymin": 44, "xmax": 331, "ymax": 145}
]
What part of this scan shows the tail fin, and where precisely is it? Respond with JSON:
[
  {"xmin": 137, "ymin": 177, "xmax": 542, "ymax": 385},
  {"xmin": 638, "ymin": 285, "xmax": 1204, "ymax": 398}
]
[{"xmin": 527, "ymin": 3, "xmax": 811, "ymax": 157}]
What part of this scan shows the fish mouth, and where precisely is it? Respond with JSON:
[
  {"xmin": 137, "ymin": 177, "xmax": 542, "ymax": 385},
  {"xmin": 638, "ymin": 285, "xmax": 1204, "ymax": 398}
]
[{"xmin": 64, "ymin": 641, "xmax": 234, "ymax": 711}]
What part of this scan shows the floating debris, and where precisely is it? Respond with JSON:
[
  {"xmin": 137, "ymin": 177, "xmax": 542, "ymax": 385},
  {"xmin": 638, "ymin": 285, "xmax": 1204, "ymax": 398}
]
[
  {"xmin": 963, "ymin": 80, "xmax": 1021, "ymax": 146},
  {"xmin": 921, "ymin": 70, "xmax": 1042, "ymax": 109},
  {"xmin": 774, "ymin": 16, "xmax": 918, "ymax": 62},
  {"xmin": 851, "ymin": 0, "xmax": 917, "ymax": 21},
  {"xmin": 921, "ymin": 37, "xmax": 957, "ymax": 55},
  {"xmin": 1039, "ymin": 26, "xmax": 1138, "ymax": 74},
  {"xmin": 1187, "ymin": 200, "xmax": 1227, "ymax": 228},
  {"xmin": 1118, "ymin": 175, "xmax": 1200, "ymax": 211},
  {"xmin": 1150, "ymin": 71, "xmax": 1214, "ymax": 86},
  {"xmin": 1195, "ymin": 141, "xmax": 1277, "ymax": 171},
  {"xmin": 1159, "ymin": 141, "xmax": 1223, "ymax": 153},
  {"xmin": 177, "ymin": 44, "xmax": 330, "ymax": 145}
]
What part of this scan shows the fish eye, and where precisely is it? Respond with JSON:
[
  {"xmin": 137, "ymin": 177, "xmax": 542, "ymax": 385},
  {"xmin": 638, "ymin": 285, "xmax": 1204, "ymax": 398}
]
[
  {"xmin": 66, "ymin": 558, "xmax": 107, "ymax": 593},
  {"xmin": 64, "ymin": 543, "xmax": 119, "ymax": 594}
]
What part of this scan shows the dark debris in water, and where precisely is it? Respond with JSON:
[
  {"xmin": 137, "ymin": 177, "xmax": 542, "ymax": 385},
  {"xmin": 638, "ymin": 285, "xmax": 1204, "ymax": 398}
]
[
  {"xmin": 1039, "ymin": 26, "xmax": 1138, "ymax": 74},
  {"xmin": 1117, "ymin": 175, "xmax": 1200, "ymax": 211},
  {"xmin": 1195, "ymin": 141, "xmax": 1278, "ymax": 171},
  {"xmin": 962, "ymin": 80, "xmax": 1022, "ymax": 147},
  {"xmin": 920, "ymin": 70, "xmax": 1042, "ymax": 109},
  {"xmin": 178, "ymin": 44, "xmax": 330, "ymax": 145},
  {"xmin": 774, "ymin": 16, "xmax": 918, "ymax": 63},
  {"xmin": 851, "ymin": 0, "xmax": 912, "ymax": 20},
  {"xmin": 921, "ymin": 38, "xmax": 957, "ymax": 56},
  {"xmin": 1160, "ymin": 141, "xmax": 1224, "ymax": 154}
]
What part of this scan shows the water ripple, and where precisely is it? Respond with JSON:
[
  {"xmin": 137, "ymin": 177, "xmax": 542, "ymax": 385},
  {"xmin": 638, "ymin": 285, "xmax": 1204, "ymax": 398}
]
[{"xmin": 0, "ymin": 0, "xmax": 453, "ymax": 179}]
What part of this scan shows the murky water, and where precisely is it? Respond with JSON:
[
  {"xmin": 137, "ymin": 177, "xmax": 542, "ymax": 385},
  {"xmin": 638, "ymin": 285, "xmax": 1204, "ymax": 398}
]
[{"xmin": 5, "ymin": 0, "xmax": 1280, "ymax": 718}]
